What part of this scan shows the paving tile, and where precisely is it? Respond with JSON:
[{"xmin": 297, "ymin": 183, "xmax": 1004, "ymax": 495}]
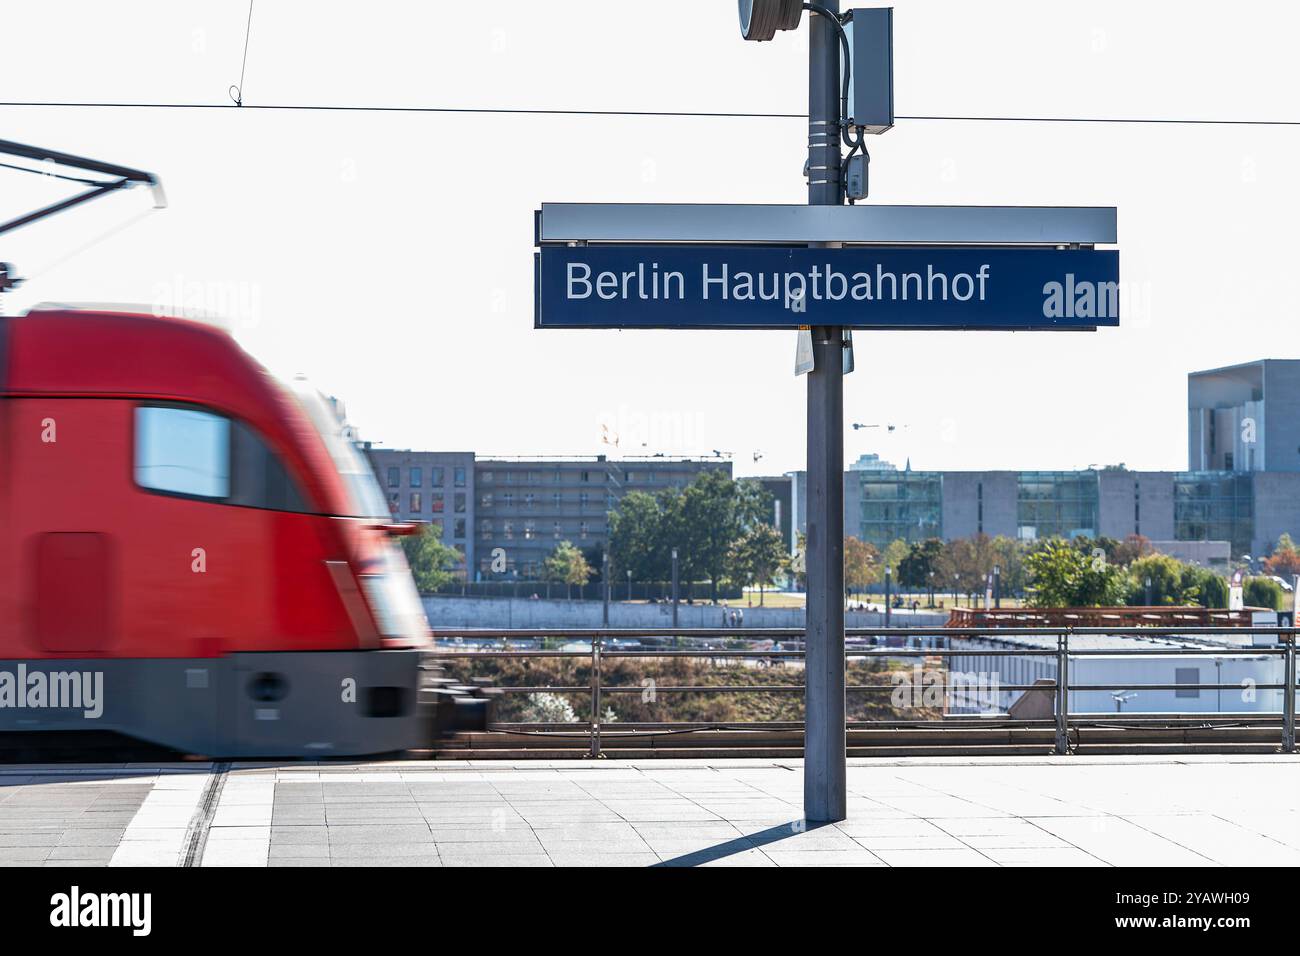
[
  {"xmin": 764, "ymin": 849, "xmax": 888, "ymax": 867},
  {"xmin": 870, "ymin": 848, "xmax": 997, "ymax": 867},
  {"xmin": 324, "ymin": 825, "xmax": 435, "ymax": 844}
]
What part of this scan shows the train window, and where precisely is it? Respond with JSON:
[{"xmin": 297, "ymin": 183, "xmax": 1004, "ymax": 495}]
[
  {"xmin": 135, "ymin": 406, "xmax": 231, "ymax": 498},
  {"xmin": 230, "ymin": 421, "xmax": 310, "ymax": 513}
]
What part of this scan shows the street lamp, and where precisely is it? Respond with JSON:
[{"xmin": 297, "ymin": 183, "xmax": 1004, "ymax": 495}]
[
  {"xmin": 928, "ymin": 569, "xmax": 934, "ymax": 608},
  {"xmin": 993, "ymin": 564, "xmax": 1001, "ymax": 609},
  {"xmin": 884, "ymin": 565, "xmax": 891, "ymax": 626},
  {"xmin": 626, "ymin": 568, "xmax": 633, "ymax": 602},
  {"xmin": 1144, "ymin": 575, "xmax": 1152, "ymax": 607},
  {"xmin": 737, "ymin": 0, "xmax": 804, "ymax": 41},
  {"xmin": 671, "ymin": 547, "xmax": 680, "ymax": 630}
]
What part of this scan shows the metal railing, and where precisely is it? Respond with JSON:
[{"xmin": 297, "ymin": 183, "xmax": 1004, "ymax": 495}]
[{"xmin": 430, "ymin": 625, "xmax": 1300, "ymax": 757}]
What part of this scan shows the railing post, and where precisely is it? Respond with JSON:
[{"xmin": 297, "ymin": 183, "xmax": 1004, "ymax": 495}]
[
  {"xmin": 1054, "ymin": 629, "xmax": 1071, "ymax": 755},
  {"xmin": 588, "ymin": 634, "xmax": 603, "ymax": 758},
  {"xmin": 1284, "ymin": 631, "xmax": 1296, "ymax": 755}
]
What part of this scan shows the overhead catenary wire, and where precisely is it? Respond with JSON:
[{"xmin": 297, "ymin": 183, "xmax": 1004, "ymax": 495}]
[
  {"xmin": 228, "ymin": 0, "xmax": 255, "ymax": 107},
  {"xmin": 1, "ymin": 101, "xmax": 1300, "ymax": 126}
]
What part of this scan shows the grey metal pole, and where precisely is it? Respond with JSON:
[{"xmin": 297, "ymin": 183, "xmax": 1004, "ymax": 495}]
[
  {"xmin": 884, "ymin": 566, "xmax": 891, "ymax": 627},
  {"xmin": 1284, "ymin": 632, "xmax": 1296, "ymax": 754},
  {"xmin": 671, "ymin": 547, "xmax": 679, "ymax": 629},
  {"xmin": 602, "ymin": 551, "xmax": 610, "ymax": 626},
  {"xmin": 804, "ymin": 0, "xmax": 846, "ymax": 825}
]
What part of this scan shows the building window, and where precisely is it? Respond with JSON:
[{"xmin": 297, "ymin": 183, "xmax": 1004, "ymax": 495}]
[
  {"xmin": 502, "ymin": 493, "xmax": 514, "ymax": 507},
  {"xmin": 857, "ymin": 472, "xmax": 943, "ymax": 547},
  {"xmin": 524, "ymin": 493, "xmax": 535, "ymax": 509},
  {"xmin": 524, "ymin": 520, "xmax": 536, "ymax": 540},
  {"xmin": 1174, "ymin": 472, "xmax": 1253, "ymax": 556},
  {"xmin": 581, "ymin": 471, "xmax": 591, "ymax": 482},
  {"xmin": 455, "ymin": 493, "xmax": 466, "ymax": 513},
  {"xmin": 387, "ymin": 492, "xmax": 400, "ymax": 515},
  {"xmin": 579, "ymin": 521, "xmax": 589, "ymax": 539},
  {"xmin": 579, "ymin": 492, "xmax": 589, "ymax": 508},
  {"xmin": 1175, "ymin": 667, "xmax": 1200, "ymax": 699},
  {"xmin": 553, "ymin": 492, "xmax": 562, "ymax": 509},
  {"xmin": 409, "ymin": 467, "xmax": 422, "ymax": 487},
  {"xmin": 1016, "ymin": 472, "xmax": 1098, "ymax": 541},
  {"xmin": 409, "ymin": 492, "xmax": 421, "ymax": 513},
  {"xmin": 386, "ymin": 467, "xmax": 400, "ymax": 489},
  {"xmin": 454, "ymin": 467, "xmax": 466, "ymax": 487},
  {"xmin": 503, "ymin": 521, "xmax": 514, "ymax": 540},
  {"xmin": 480, "ymin": 470, "xmax": 494, "ymax": 483},
  {"xmin": 431, "ymin": 467, "xmax": 445, "ymax": 487},
  {"xmin": 431, "ymin": 493, "xmax": 445, "ymax": 513},
  {"xmin": 480, "ymin": 493, "xmax": 493, "ymax": 509},
  {"xmin": 553, "ymin": 522, "xmax": 562, "ymax": 539},
  {"xmin": 454, "ymin": 518, "xmax": 466, "ymax": 539},
  {"xmin": 552, "ymin": 471, "xmax": 562, "ymax": 483},
  {"xmin": 480, "ymin": 520, "xmax": 493, "ymax": 539}
]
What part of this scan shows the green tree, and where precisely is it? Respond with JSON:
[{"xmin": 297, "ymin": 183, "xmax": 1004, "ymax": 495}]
[
  {"xmin": 544, "ymin": 540, "xmax": 594, "ymax": 600},
  {"xmin": 880, "ymin": 538, "xmax": 910, "ymax": 578},
  {"xmin": 1244, "ymin": 576, "xmax": 1284, "ymax": 610},
  {"xmin": 989, "ymin": 535, "xmax": 1027, "ymax": 599},
  {"xmin": 608, "ymin": 490, "xmax": 671, "ymax": 582},
  {"xmin": 728, "ymin": 523, "xmax": 789, "ymax": 605},
  {"xmin": 399, "ymin": 523, "xmax": 461, "ymax": 592},
  {"xmin": 1126, "ymin": 553, "xmax": 1197, "ymax": 605},
  {"xmin": 1186, "ymin": 565, "xmax": 1229, "ymax": 608},
  {"xmin": 898, "ymin": 538, "xmax": 944, "ymax": 604},
  {"xmin": 1025, "ymin": 539, "xmax": 1128, "ymax": 607},
  {"xmin": 678, "ymin": 471, "xmax": 769, "ymax": 602},
  {"xmin": 843, "ymin": 536, "xmax": 881, "ymax": 600},
  {"xmin": 937, "ymin": 534, "xmax": 997, "ymax": 606}
]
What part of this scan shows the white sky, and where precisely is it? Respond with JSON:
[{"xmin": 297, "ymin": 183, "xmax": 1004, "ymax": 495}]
[{"xmin": 3, "ymin": 0, "xmax": 1299, "ymax": 478}]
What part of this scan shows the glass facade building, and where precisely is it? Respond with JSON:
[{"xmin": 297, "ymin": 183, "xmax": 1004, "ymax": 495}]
[
  {"xmin": 1016, "ymin": 471, "xmax": 1100, "ymax": 541},
  {"xmin": 1173, "ymin": 472, "xmax": 1254, "ymax": 556},
  {"xmin": 856, "ymin": 472, "xmax": 943, "ymax": 547}
]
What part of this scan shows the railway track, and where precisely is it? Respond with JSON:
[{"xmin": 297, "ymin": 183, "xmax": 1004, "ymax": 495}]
[{"xmin": 431, "ymin": 717, "xmax": 1300, "ymax": 759}]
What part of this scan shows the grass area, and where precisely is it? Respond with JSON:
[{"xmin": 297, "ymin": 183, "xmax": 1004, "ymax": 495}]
[{"xmin": 444, "ymin": 655, "xmax": 940, "ymax": 723}]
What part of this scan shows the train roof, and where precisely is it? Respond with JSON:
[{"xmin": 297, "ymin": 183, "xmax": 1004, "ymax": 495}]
[
  {"xmin": 3, "ymin": 304, "xmax": 273, "ymax": 408},
  {"xmin": 0, "ymin": 305, "xmax": 350, "ymax": 515}
]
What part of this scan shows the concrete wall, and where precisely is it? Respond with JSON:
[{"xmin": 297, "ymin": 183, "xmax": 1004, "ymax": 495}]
[
  {"xmin": 422, "ymin": 596, "xmax": 949, "ymax": 630},
  {"xmin": 1264, "ymin": 361, "xmax": 1300, "ymax": 472},
  {"xmin": 1099, "ymin": 471, "xmax": 1174, "ymax": 541},
  {"xmin": 1252, "ymin": 471, "xmax": 1300, "ymax": 556},
  {"xmin": 941, "ymin": 472, "xmax": 1017, "ymax": 540}
]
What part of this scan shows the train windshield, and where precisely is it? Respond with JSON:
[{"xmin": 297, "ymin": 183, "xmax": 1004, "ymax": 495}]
[{"xmin": 287, "ymin": 378, "xmax": 390, "ymax": 519}]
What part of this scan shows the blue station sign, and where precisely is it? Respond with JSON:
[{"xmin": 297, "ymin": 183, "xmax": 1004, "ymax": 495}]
[{"xmin": 535, "ymin": 244, "xmax": 1119, "ymax": 331}]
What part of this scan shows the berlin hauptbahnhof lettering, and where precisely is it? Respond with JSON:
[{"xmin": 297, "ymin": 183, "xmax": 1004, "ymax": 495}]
[
  {"xmin": 536, "ymin": 245, "xmax": 1119, "ymax": 328},
  {"xmin": 566, "ymin": 260, "xmax": 992, "ymax": 308}
]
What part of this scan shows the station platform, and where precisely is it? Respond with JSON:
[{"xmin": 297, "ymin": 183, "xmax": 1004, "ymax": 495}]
[{"xmin": 0, "ymin": 754, "xmax": 1296, "ymax": 867}]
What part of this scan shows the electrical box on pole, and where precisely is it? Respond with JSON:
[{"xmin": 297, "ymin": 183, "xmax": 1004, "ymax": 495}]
[{"xmin": 843, "ymin": 8, "xmax": 893, "ymax": 134}]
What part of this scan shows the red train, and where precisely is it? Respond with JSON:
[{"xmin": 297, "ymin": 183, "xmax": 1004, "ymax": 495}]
[{"xmin": 0, "ymin": 305, "xmax": 436, "ymax": 757}]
